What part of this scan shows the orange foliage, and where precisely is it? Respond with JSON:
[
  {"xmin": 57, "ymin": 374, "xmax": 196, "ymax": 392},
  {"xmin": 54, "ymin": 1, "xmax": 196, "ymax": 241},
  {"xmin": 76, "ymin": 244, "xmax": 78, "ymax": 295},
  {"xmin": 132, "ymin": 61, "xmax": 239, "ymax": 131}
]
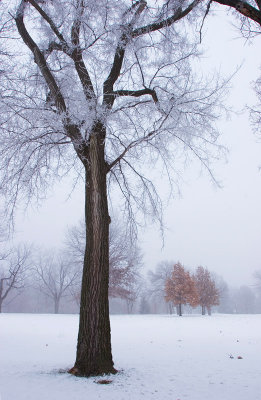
[
  {"xmin": 193, "ymin": 266, "xmax": 219, "ymax": 310},
  {"xmin": 165, "ymin": 263, "xmax": 199, "ymax": 308}
]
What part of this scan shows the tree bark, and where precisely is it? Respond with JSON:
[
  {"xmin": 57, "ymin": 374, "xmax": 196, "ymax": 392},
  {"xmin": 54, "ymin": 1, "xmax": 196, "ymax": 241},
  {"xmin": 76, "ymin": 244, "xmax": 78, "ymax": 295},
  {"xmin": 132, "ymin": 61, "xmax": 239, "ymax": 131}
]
[
  {"xmin": 202, "ymin": 305, "xmax": 206, "ymax": 315},
  {"xmin": 71, "ymin": 123, "xmax": 116, "ymax": 377}
]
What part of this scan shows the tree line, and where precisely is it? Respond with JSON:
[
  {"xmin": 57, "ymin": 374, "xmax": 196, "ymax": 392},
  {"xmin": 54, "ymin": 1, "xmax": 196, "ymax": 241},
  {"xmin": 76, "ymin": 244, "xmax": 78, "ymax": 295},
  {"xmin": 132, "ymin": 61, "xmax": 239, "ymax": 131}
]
[
  {"xmin": 165, "ymin": 263, "xmax": 219, "ymax": 316},
  {"xmin": 146, "ymin": 261, "xmax": 261, "ymax": 316},
  {"xmin": 2, "ymin": 233, "xmax": 261, "ymax": 316},
  {"xmin": 0, "ymin": 218, "xmax": 142, "ymax": 314}
]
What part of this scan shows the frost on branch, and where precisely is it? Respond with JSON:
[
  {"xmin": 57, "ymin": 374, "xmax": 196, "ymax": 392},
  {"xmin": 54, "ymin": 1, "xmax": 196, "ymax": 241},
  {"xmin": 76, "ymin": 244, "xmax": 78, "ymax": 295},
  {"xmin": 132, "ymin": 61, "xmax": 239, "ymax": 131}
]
[{"xmin": 0, "ymin": 0, "xmax": 227, "ymax": 224}]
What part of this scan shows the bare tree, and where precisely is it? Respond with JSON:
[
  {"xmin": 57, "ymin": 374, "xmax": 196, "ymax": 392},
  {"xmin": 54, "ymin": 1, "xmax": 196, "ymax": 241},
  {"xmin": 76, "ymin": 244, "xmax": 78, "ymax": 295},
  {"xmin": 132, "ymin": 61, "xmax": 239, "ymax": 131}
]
[
  {"xmin": 0, "ymin": 0, "xmax": 227, "ymax": 376},
  {"xmin": 66, "ymin": 218, "xmax": 143, "ymax": 301},
  {"xmin": 33, "ymin": 251, "xmax": 80, "ymax": 314},
  {"xmin": 108, "ymin": 220, "xmax": 143, "ymax": 301},
  {"xmin": 0, "ymin": 245, "xmax": 31, "ymax": 313},
  {"xmin": 148, "ymin": 261, "xmax": 174, "ymax": 313},
  {"xmin": 212, "ymin": 273, "xmax": 234, "ymax": 313},
  {"xmin": 125, "ymin": 279, "xmax": 143, "ymax": 314},
  {"xmin": 253, "ymin": 269, "xmax": 261, "ymax": 303},
  {"xmin": 254, "ymin": 270, "xmax": 261, "ymax": 288},
  {"xmin": 139, "ymin": 293, "xmax": 151, "ymax": 314},
  {"xmin": 232, "ymin": 285, "xmax": 256, "ymax": 313}
]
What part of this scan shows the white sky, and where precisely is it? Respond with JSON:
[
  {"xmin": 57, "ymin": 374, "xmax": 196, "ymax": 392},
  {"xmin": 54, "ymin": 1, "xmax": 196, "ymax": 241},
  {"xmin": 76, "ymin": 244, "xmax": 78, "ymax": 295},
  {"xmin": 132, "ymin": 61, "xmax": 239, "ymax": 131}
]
[{"xmin": 14, "ymin": 7, "xmax": 261, "ymax": 287}]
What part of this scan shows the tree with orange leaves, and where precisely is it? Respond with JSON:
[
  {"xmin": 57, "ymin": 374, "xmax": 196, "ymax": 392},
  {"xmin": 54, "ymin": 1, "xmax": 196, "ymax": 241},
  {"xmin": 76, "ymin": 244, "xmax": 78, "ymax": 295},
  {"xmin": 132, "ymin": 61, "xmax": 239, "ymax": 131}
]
[
  {"xmin": 193, "ymin": 266, "xmax": 219, "ymax": 315},
  {"xmin": 165, "ymin": 263, "xmax": 198, "ymax": 316}
]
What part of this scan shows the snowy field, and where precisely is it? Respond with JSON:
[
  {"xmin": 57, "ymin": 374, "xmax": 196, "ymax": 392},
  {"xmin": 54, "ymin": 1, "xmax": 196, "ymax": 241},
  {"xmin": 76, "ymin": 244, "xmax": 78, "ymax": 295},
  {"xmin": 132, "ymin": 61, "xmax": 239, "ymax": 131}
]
[{"xmin": 0, "ymin": 313, "xmax": 261, "ymax": 400}]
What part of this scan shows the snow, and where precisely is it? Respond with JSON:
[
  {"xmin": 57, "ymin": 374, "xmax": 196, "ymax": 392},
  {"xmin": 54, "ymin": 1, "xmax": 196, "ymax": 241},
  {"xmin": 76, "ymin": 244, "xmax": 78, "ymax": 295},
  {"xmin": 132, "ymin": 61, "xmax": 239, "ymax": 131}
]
[{"xmin": 0, "ymin": 313, "xmax": 261, "ymax": 399}]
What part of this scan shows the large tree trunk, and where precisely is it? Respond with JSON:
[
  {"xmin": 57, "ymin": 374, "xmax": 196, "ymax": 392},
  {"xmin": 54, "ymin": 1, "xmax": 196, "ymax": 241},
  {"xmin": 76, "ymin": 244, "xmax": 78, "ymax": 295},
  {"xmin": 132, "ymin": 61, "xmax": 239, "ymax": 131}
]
[
  {"xmin": 71, "ymin": 123, "xmax": 116, "ymax": 377},
  {"xmin": 202, "ymin": 305, "xmax": 206, "ymax": 315}
]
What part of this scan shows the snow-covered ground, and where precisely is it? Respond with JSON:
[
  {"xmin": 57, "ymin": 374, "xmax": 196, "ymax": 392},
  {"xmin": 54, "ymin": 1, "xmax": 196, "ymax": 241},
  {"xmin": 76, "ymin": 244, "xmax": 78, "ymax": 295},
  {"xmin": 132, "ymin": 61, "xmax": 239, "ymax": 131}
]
[{"xmin": 0, "ymin": 313, "xmax": 260, "ymax": 400}]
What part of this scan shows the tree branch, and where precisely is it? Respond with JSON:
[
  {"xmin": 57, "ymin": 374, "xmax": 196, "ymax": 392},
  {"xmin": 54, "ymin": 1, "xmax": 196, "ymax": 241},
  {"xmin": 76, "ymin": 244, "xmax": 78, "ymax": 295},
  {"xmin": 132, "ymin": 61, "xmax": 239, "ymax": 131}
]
[
  {"xmin": 15, "ymin": 1, "xmax": 89, "ymax": 162},
  {"xmin": 15, "ymin": 1, "xmax": 67, "ymax": 113},
  {"xmin": 103, "ymin": 0, "xmax": 147, "ymax": 108},
  {"xmin": 107, "ymin": 105, "xmax": 172, "ymax": 172},
  {"xmin": 27, "ymin": 0, "xmax": 70, "ymax": 53},
  {"xmin": 43, "ymin": 41, "xmax": 64, "ymax": 57},
  {"xmin": 70, "ymin": 0, "xmax": 95, "ymax": 101},
  {"xmin": 132, "ymin": 0, "xmax": 201, "ymax": 38},
  {"xmin": 28, "ymin": 0, "xmax": 96, "ymax": 102},
  {"xmin": 213, "ymin": 0, "xmax": 261, "ymax": 25},
  {"xmin": 199, "ymin": 0, "xmax": 213, "ymax": 43},
  {"xmin": 112, "ymin": 88, "xmax": 158, "ymax": 102},
  {"xmin": 254, "ymin": 0, "xmax": 261, "ymax": 11}
]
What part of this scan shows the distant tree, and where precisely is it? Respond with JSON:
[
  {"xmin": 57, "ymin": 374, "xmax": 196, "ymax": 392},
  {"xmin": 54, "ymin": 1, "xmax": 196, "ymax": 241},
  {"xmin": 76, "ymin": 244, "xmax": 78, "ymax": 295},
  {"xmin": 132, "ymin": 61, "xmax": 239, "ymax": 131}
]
[
  {"xmin": 165, "ymin": 263, "xmax": 199, "ymax": 316},
  {"xmin": 211, "ymin": 274, "xmax": 233, "ymax": 313},
  {"xmin": 66, "ymin": 219, "xmax": 143, "ymax": 302},
  {"xmin": 139, "ymin": 294, "xmax": 151, "ymax": 314},
  {"xmin": 108, "ymin": 221, "xmax": 143, "ymax": 301},
  {"xmin": 193, "ymin": 266, "xmax": 219, "ymax": 315},
  {"xmin": 0, "ymin": 245, "xmax": 31, "ymax": 313},
  {"xmin": 33, "ymin": 252, "xmax": 80, "ymax": 314},
  {"xmin": 254, "ymin": 271, "xmax": 261, "ymax": 312},
  {"xmin": 232, "ymin": 285, "xmax": 256, "ymax": 314},
  {"xmin": 148, "ymin": 261, "xmax": 174, "ymax": 313},
  {"xmin": 254, "ymin": 270, "xmax": 261, "ymax": 291},
  {"xmin": 125, "ymin": 281, "xmax": 143, "ymax": 314}
]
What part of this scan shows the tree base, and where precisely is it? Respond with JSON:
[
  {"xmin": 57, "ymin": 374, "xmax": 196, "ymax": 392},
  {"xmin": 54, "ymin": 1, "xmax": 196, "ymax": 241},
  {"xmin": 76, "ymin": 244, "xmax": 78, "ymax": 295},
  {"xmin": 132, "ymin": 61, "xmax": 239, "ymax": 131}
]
[{"xmin": 68, "ymin": 365, "xmax": 118, "ymax": 378}]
